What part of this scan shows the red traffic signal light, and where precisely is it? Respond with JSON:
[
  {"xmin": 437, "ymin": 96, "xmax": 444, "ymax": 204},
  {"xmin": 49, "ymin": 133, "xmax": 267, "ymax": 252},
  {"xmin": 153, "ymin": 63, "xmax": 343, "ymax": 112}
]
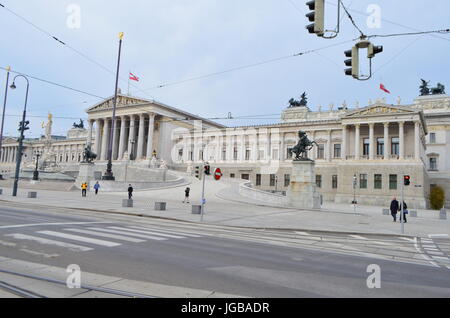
[{"xmin": 404, "ymin": 175, "xmax": 411, "ymax": 186}]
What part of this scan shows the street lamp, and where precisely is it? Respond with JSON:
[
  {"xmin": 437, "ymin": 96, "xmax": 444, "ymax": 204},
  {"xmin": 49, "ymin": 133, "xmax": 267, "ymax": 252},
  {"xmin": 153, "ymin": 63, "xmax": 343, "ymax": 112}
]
[
  {"xmin": 33, "ymin": 150, "xmax": 41, "ymax": 181},
  {"xmin": 352, "ymin": 173, "xmax": 357, "ymax": 214},
  {"xmin": 130, "ymin": 140, "xmax": 135, "ymax": 161},
  {"xmin": 10, "ymin": 75, "xmax": 30, "ymax": 197}
]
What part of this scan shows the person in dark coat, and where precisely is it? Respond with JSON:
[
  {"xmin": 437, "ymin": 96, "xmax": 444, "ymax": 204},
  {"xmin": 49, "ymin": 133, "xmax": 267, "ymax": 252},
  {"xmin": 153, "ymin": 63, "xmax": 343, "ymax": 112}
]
[
  {"xmin": 399, "ymin": 201, "xmax": 408, "ymax": 223},
  {"xmin": 390, "ymin": 197, "xmax": 399, "ymax": 222},
  {"xmin": 183, "ymin": 187, "xmax": 190, "ymax": 203},
  {"xmin": 128, "ymin": 184, "xmax": 133, "ymax": 200}
]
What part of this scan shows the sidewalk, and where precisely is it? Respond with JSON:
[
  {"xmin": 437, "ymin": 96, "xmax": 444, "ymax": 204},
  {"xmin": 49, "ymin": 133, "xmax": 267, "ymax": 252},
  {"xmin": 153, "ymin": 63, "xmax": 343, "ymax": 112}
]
[{"xmin": 0, "ymin": 178, "xmax": 448, "ymax": 237}]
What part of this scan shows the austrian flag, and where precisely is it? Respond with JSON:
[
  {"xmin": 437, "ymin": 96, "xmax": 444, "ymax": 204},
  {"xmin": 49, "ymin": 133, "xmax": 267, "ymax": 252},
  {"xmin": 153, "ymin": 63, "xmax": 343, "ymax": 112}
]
[
  {"xmin": 380, "ymin": 83, "xmax": 391, "ymax": 94},
  {"xmin": 129, "ymin": 72, "xmax": 140, "ymax": 82}
]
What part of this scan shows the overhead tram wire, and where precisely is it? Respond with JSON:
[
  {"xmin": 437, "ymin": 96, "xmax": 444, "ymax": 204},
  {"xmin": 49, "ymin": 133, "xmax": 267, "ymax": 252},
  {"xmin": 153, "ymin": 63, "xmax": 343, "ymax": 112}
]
[
  {"xmin": 0, "ymin": 66, "xmax": 106, "ymax": 100},
  {"xmin": 143, "ymin": 38, "xmax": 356, "ymax": 91},
  {"xmin": 339, "ymin": 1, "xmax": 365, "ymax": 38},
  {"xmin": 0, "ymin": 2, "xmax": 155, "ymax": 101}
]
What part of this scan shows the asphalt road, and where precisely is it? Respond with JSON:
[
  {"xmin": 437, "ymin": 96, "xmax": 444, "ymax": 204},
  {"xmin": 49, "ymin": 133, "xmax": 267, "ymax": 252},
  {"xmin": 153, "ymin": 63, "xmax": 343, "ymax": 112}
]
[{"xmin": 0, "ymin": 203, "xmax": 449, "ymax": 298}]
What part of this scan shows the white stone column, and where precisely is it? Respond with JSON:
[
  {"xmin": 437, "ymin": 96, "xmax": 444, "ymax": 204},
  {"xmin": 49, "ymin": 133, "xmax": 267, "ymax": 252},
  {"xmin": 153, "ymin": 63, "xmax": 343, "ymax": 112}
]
[
  {"xmin": 101, "ymin": 119, "xmax": 110, "ymax": 161},
  {"xmin": 266, "ymin": 130, "xmax": 271, "ymax": 161},
  {"xmin": 128, "ymin": 115, "xmax": 136, "ymax": 159},
  {"xmin": 94, "ymin": 119, "xmax": 102, "ymax": 157},
  {"xmin": 355, "ymin": 124, "xmax": 360, "ymax": 160},
  {"xmin": 137, "ymin": 114, "xmax": 145, "ymax": 159},
  {"xmin": 118, "ymin": 116, "xmax": 127, "ymax": 160},
  {"xmin": 240, "ymin": 133, "xmax": 246, "ymax": 161},
  {"xmin": 327, "ymin": 130, "xmax": 332, "ymax": 161},
  {"xmin": 341, "ymin": 125, "xmax": 347, "ymax": 160},
  {"xmin": 399, "ymin": 121, "xmax": 405, "ymax": 160},
  {"xmin": 215, "ymin": 134, "xmax": 221, "ymax": 163},
  {"xmin": 369, "ymin": 123, "xmax": 375, "ymax": 160},
  {"xmin": 87, "ymin": 120, "xmax": 93, "ymax": 147},
  {"xmin": 384, "ymin": 122, "xmax": 390, "ymax": 160},
  {"xmin": 414, "ymin": 121, "xmax": 420, "ymax": 160},
  {"xmin": 279, "ymin": 132, "xmax": 285, "ymax": 161},
  {"xmin": 112, "ymin": 118, "xmax": 119, "ymax": 160},
  {"xmin": 146, "ymin": 113, "xmax": 155, "ymax": 159}
]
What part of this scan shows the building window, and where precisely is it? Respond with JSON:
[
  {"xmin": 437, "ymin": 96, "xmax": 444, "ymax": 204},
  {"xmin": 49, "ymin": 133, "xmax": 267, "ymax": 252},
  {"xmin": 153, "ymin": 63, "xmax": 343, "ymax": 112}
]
[
  {"xmin": 389, "ymin": 174, "xmax": 397, "ymax": 190},
  {"xmin": 178, "ymin": 149, "xmax": 183, "ymax": 160},
  {"xmin": 377, "ymin": 138, "xmax": 384, "ymax": 156},
  {"xmin": 316, "ymin": 175, "xmax": 322, "ymax": 188},
  {"xmin": 429, "ymin": 157, "xmax": 438, "ymax": 170},
  {"xmin": 199, "ymin": 150, "xmax": 204, "ymax": 161},
  {"xmin": 287, "ymin": 147, "xmax": 293, "ymax": 159},
  {"xmin": 332, "ymin": 175, "xmax": 338, "ymax": 189},
  {"xmin": 284, "ymin": 174, "xmax": 290, "ymax": 187},
  {"xmin": 256, "ymin": 174, "xmax": 261, "ymax": 186},
  {"xmin": 363, "ymin": 138, "xmax": 370, "ymax": 156},
  {"xmin": 270, "ymin": 174, "xmax": 276, "ymax": 187},
  {"xmin": 241, "ymin": 174, "xmax": 249, "ymax": 180},
  {"xmin": 230, "ymin": 173, "xmax": 235, "ymax": 178},
  {"xmin": 222, "ymin": 148, "xmax": 226, "ymax": 161},
  {"xmin": 429, "ymin": 133, "xmax": 436, "ymax": 144},
  {"xmin": 233, "ymin": 147, "xmax": 238, "ymax": 160},
  {"xmin": 245, "ymin": 149, "xmax": 251, "ymax": 161},
  {"xmin": 333, "ymin": 144, "xmax": 341, "ymax": 158},
  {"xmin": 258, "ymin": 150, "xmax": 264, "ymax": 160},
  {"xmin": 272, "ymin": 149, "xmax": 279, "ymax": 160},
  {"xmin": 317, "ymin": 144, "xmax": 325, "ymax": 159},
  {"xmin": 391, "ymin": 137, "xmax": 399, "ymax": 156},
  {"xmin": 374, "ymin": 174, "xmax": 382, "ymax": 189},
  {"xmin": 360, "ymin": 174, "xmax": 368, "ymax": 189}
]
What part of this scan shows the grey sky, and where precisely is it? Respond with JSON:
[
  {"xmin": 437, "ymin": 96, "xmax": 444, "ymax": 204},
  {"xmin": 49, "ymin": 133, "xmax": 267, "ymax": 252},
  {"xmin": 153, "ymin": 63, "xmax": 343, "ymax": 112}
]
[{"xmin": 0, "ymin": 0, "xmax": 449, "ymax": 138}]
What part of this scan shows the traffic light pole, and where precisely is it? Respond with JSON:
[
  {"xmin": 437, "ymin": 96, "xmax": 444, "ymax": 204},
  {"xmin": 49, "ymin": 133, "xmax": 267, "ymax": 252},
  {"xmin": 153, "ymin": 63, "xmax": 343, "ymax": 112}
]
[
  {"xmin": 400, "ymin": 175, "xmax": 405, "ymax": 234},
  {"xmin": 200, "ymin": 164, "xmax": 206, "ymax": 222}
]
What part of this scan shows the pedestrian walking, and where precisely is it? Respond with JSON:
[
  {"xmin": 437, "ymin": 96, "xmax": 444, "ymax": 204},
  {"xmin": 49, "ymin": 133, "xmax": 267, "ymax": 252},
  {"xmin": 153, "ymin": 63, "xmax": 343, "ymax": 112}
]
[
  {"xmin": 399, "ymin": 201, "xmax": 408, "ymax": 223},
  {"xmin": 183, "ymin": 187, "xmax": 190, "ymax": 203},
  {"xmin": 390, "ymin": 197, "xmax": 399, "ymax": 222},
  {"xmin": 128, "ymin": 184, "xmax": 133, "ymax": 200},
  {"xmin": 81, "ymin": 182, "xmax": 88, "ymax": 197},
  {"xmin": 94, "ymin": 181, "xmax": 100, "ymax": 195}
]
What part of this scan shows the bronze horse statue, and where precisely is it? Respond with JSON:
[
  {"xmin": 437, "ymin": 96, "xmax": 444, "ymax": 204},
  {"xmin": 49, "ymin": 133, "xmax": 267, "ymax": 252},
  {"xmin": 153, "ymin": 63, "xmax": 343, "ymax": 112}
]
[
  {"xmin": 82, "ymin": 145, "xmax": 97, "ymax": 163},
  {"xmin": 291, "ymin": 131, "xmax": 317, "ymax": 161}
]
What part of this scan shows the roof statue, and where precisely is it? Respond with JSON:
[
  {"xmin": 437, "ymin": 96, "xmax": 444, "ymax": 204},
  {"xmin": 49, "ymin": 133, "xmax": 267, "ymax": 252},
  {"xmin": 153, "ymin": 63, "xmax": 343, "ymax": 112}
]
[{"xmin": 288, "ymin": 92, "xmax": 308, "ymax": 108}]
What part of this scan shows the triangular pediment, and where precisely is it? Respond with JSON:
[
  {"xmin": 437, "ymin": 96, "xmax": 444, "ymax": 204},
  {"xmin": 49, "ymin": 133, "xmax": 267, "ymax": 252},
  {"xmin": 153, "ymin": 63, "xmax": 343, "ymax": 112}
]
[
  {"xmin": 86, "ymin": 94, "xmax": 152, "ymax": 113},
  {"xmin": 344, "ymin": 104, "xmax": 417, "ymax": 118}
]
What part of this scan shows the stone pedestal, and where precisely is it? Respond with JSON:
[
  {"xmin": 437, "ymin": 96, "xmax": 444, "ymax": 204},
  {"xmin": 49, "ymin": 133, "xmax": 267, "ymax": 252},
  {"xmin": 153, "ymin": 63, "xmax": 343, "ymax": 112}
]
[
  {"xmin": 287, "ymin": 160, "xmax": 321, "ymax": 209},
  {"xmin": 76, "ymin": 163, "xmax": 96, "ymax": 187}
]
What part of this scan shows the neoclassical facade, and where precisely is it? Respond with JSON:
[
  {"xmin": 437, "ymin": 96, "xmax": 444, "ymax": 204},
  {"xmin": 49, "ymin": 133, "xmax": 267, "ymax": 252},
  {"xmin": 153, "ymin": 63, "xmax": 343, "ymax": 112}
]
[{"xmin": 1, "ymin": 93, "xmax": 449, "ymax": 208}]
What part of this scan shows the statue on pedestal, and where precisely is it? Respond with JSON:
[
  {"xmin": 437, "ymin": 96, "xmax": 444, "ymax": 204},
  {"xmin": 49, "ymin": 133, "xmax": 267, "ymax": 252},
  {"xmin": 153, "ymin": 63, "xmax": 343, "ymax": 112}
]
[
  {"xmin": 291, "ymin": 131, "xmax": 318, "ymax": 161},
  {"xmin": 82, "ymin": 145, "xmax": 97, "ymax": 163}
]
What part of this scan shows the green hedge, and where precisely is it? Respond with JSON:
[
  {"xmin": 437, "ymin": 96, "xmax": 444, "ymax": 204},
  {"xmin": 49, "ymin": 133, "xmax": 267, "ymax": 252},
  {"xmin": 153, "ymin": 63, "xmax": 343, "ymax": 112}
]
[{"xmin": 429, "ymin": 186, "xmax": 445, "ymax": 210}]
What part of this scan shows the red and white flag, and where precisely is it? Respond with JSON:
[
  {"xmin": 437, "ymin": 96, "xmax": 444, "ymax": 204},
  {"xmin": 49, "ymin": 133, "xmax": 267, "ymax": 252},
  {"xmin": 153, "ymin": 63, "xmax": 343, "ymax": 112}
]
[
  {"xmin": 380, "ymin": 83, "xmax": 391, "ymax": 94},
  {"xmin": 129, "ymin": 72, "xmax": 140, "ymax": 82}
]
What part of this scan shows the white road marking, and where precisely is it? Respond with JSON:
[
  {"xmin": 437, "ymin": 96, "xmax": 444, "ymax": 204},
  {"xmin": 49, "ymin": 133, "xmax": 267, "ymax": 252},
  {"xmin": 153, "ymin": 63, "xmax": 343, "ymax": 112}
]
[
  {"xmin": 427, "ymin": 251, "xmax": 445, "ymax": 256},
  {"xmin": 0, "ymin": 222, "xmax": 115, "ymax": 230},
  {"xmin": 108, "ymin": 227, "xmax": 186, "ymax": 239},
  {"xmin": 5, "ymin": 233, "xmax": 93, "ymax": 252},
  {"xmin": 413, "ymin": 237, "xmax": 440, "ymax": 268},
  {"xmin": 87, "ymin": 227, "xmax": 167, "ymax": 241},
  {"xmin": 428, "ymin": 234, "xmax": 449, "ymax": 238},
  {"xmin": 295, "ymin": 231, "xmax": 311, "ymax": 236},
  {"xmin": 349, "ymin": 235, "xmax": 367, "ymax": 240},
  {"xmin": 399, "ymin": 237, "xmax": 415, "ymax": 242},
  {"xmin": 64, "ymin": 228, "xmax": 146, "ymax": 243},
  {"xmin": 127, "ymin": 226, "xmax": 202, "ymax": 238},
  {"xmin": 37, "ymin": 231, "xmax": 121, "ymax": 247}
]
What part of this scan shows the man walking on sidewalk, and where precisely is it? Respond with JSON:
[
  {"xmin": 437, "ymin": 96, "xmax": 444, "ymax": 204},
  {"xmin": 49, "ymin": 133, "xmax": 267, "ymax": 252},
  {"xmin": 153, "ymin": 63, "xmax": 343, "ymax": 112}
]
[
  {"xmin": 390, "ymin": 197, "xmax": 399, "ymax": 222},
  {"xmin": 183, "ymin": 187, "xmax": 190, "ymax": 203},
  {"xmin": 81, "ymin": 182, "xmax": 88, "ymax": 197},
  {"xmin": 94, "ymin": 181, "xmax": 100, "ymax": 195},
  {"xmin": 128, "ymin": 184, "xmax": 133, "ymax": 200}
]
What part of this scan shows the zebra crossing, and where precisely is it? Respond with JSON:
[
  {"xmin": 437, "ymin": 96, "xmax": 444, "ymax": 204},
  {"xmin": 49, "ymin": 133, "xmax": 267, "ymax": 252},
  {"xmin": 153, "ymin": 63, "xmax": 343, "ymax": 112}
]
[
  {"xmin": 3, "ymin": 225, "xmax": 205, "ymax": 253},
  {"xmin": 419, "ymin": 235, "xmax": 450, "ymax": 269}
]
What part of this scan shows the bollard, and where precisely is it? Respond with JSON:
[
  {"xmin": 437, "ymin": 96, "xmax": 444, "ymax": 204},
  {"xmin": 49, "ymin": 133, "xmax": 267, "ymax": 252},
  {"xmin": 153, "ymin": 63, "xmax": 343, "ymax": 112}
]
[
  {"xmin": 382, "ymin": 209, "xmax": 390, "ymax": 215},
  {"xmin": 439, "ymin": 208, "xmax": 447, "ymax": 220},
  {"xmin": 27, "ymin": 192, "xmax": 37, "ymax": 199},
  {"xmin": 410, "ymin": 210, "xmax": 417, "ymax": 217},
  {"xmin": 155, "ymin": 202, "xmax": 166, "ymax": 211},
  {"xmin": 122, "ymin": 199, "xmax": 133, "ymax": 208},
  {"xmin": 192, "ymin": 205, "xmax": 202, "ymax": 215}
]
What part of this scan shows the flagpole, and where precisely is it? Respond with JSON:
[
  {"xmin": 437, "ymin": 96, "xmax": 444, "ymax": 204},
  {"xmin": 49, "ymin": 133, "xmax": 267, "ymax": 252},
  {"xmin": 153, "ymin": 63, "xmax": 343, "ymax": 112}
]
[
  {"xmin": 102, "ymin": 32, "xmax": 123, "ymax": 181},
  {"xmin": 0, "ymin": 66, "xmax": 11, "ymax": 180},
  {"xmin": 127, "ymin": 70, "xmax": 130, "ymax": 96}
]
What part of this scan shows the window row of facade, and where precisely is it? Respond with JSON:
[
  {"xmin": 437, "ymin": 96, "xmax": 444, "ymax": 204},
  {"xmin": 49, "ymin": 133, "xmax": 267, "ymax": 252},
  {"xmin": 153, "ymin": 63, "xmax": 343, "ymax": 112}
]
[{"xmin": 316, "ymin": 174, "xmax": 401, "ymax": 190}]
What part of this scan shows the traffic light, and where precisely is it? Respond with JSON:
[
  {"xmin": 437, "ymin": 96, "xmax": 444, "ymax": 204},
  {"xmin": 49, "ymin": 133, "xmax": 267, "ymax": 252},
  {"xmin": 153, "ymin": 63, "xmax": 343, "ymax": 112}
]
[
  {"xmin": 204, "ymin": 164, "xmax": 211, "ymax": 176},
  {"xmin": 404, "ymin": 175, "xmax": 411, "ymax": 186},
  {"xmin": 344, "ymin": 46, "xmax": 359, "ymax": 78},
  {"xmin": 194, "ymin": 166, "xmax": 202, "ymax": 180},
  {"xmin": 18, "ymin": 120, "xmax": 30, "ymax": 132},
  {"xmin": 368, "ymin": 43, "xmax": 383, "ymax": 58},
  {"xmin": 305, "ymin": 0, "xmax": 325, "ymax": 37}
]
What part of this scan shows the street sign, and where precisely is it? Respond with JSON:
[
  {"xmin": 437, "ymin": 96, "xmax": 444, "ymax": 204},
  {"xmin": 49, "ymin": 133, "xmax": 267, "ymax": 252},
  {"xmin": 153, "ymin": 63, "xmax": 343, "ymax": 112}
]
[{"xmin": 214, "ymin": 168, "xmax": 223, "ymax": 180}]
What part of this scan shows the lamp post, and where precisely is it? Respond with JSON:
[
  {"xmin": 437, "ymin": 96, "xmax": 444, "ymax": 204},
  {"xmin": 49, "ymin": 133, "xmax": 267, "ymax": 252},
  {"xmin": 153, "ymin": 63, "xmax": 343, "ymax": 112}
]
[
  {"xmin": 352, "ymin": 173, "xmax": 357, "ymax": 214},
  {"xmin": 130, "ymin": 140, "xmax": 135, "ymax": 161},
  {"xmin": 102, "ymin": 32, "xmax": 124, "ymax": 181},
  {"xmin": 10, "ymin": 75, "xmax": 30, "ymax": 197},
  {"xmin": 0, "ymin": 66, "xmax": 11, "ymax": 180},
  {"xmin": 33, "ymin": 150, "xmax": 41, "ymax": 181}
]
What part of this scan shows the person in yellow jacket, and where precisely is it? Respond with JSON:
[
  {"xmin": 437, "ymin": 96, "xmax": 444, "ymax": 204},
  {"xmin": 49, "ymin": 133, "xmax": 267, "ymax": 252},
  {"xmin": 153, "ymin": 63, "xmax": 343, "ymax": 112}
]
[{"xmin": 81, "ymin": 182, "xmax": 88, "ymax": 197}]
